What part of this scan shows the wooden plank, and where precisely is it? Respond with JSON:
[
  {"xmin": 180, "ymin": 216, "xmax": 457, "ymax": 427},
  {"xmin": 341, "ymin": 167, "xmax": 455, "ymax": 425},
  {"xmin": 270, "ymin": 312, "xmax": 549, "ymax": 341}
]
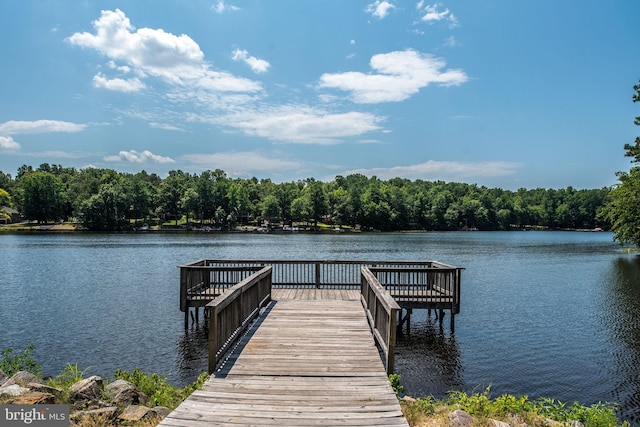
[{"xmin": 161, "ymin": 289, "xmax": 408, "ymax": 427}]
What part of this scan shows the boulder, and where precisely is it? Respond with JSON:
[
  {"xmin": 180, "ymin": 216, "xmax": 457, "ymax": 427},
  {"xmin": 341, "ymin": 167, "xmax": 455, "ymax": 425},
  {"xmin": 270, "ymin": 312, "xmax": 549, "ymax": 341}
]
[
  {"xmin": 27, "ymin": 382, "xmax": 63, "ymax": 396},
  {"xmin": 0, "ymin": 384, "xmax": 29, "ymax": 397},
  {"xmin": 570, "ymin": 421, "xmax": 585, "ymax": 427},
  {"xmin": 70, "ymin": 376, "xmax": 103, "ymax": 401},
  {"xmin": 12, "ymin": 391, "xmax": 56, "ymax": 404},
  {"xmin": 3, "ymin": 371, "xmax": 40, "ymax": 387},
  {"xmin": 106, "ymin": 379, "xmax": 150, "ymax": 406},
  {"xmin": 0, "ymin": 369, "xmax": 7, "ymax": 386},
  {"xmin": 118, "ymin": 405, "xmax": 152, "ymax": 422},
  {"xmin": 449, "ymin": 409, "xmax": 475, "ymax": 427},
  {"xmin": 401, "ymin": 395, "xmax": 417, "ymax": 404}
]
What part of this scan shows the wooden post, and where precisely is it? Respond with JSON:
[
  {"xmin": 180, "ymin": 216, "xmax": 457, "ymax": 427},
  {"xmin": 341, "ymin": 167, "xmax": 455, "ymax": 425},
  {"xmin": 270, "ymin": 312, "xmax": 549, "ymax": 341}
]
[
  {"xmin": 450, "ymin": 313, "xmax": 455, "ymax": 334},
  {"xmin": 208, "ymin": 305, "xmax": 218, "ymax": 374},
  {"xmin": 315, "ymin": 262, "xmax": 321, "ymax": 288},
  {"xmin": 387, "ymin": 305, "xmax": 398, "ymax": 374}
]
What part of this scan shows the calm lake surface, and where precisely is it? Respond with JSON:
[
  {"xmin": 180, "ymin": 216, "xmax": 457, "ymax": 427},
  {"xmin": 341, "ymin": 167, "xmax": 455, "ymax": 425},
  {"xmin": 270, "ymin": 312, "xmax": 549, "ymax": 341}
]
[{"xmin": 1, "ymin": 231, "xmax": 639, "ymax": 422}]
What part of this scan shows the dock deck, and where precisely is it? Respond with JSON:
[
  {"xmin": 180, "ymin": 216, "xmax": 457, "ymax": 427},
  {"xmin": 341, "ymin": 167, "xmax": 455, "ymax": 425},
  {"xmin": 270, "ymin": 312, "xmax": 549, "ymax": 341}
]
[{"xmin": 159, "ymin": 289, "xmax": 408, "ymax": 427}]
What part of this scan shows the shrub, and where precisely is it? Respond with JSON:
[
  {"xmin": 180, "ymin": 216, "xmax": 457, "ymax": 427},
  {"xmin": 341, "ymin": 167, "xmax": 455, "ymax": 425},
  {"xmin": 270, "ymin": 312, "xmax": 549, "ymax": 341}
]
[
  {"xmin": 0, "ymin": 344, "xmax": 42, "ymax": 377},
  {"xmin": 114, "ymin": 368, "xmax": 209, "ymax": 409}
]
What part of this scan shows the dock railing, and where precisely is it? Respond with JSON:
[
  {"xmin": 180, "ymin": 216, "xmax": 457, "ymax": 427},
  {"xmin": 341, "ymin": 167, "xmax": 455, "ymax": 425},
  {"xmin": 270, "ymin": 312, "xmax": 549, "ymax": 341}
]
[
  {"xmin": 360, "ymin": 267, "xmax": 400, "ymax": 374},
  {"xmin": 206, "ymin": 266, "xmax": 272, "ymax": 373},
  {"xmin": 180, "ymin": 259, "xmax": 453, "ymax": 297},
  {"xmin": 369, "ymin": 265, "xmax": 461, "ymax": 314},
  {"xmin": 180, "ymin": 261, "xmax": 265, "ymax": 312}
]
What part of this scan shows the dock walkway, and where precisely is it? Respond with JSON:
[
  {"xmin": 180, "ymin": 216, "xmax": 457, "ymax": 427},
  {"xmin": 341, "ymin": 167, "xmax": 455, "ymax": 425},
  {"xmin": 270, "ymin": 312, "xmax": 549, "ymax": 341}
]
[{"xmin": 159, "ymin": 289, "xmax": 409, "ymax": 427}]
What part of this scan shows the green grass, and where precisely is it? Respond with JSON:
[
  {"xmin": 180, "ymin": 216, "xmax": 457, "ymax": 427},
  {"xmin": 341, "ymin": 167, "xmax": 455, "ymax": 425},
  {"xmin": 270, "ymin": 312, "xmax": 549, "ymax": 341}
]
[{"xmin": 397, "ymin": 384, "xmax": 629, "ymax": 427}]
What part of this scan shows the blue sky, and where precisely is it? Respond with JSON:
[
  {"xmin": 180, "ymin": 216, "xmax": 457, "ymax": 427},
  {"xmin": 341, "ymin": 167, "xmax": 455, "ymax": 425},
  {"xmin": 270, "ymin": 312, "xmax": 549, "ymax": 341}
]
[{"xmin": 1, "ymin": 1, "xmax": 639, "ymax": 190}]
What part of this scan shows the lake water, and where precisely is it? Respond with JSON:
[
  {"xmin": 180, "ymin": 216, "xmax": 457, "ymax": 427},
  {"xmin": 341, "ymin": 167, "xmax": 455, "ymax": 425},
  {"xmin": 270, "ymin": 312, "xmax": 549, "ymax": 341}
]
[{"xmin": 0, "ymin": 231, "xmax": 638, "ymax": 422}]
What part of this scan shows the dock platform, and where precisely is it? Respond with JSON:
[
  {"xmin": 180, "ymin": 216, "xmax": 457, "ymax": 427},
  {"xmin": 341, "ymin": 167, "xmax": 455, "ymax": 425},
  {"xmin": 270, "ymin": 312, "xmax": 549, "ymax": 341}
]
[
  {"xmin": 159, "ymin": 289, "xmax": 409, "ymax": 426},
  {"xmin": 165, "ymin": 260, "xmax": 463, "ymax": 426}
]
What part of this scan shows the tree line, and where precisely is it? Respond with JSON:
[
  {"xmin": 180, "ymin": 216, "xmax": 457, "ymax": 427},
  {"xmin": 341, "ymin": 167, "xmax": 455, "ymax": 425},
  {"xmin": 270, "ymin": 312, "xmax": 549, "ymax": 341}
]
[{"xmin": 0, "ymin": 163, "xmax": 610, "ymax": 232}]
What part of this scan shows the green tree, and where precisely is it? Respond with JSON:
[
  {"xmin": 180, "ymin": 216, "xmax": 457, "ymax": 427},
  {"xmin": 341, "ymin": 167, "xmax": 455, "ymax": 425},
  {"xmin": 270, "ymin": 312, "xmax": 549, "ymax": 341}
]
[
  {"xmin": 0, "ymin": 188, "xmax": 10, "ymax": 207},
  {"xmin": 0, "ymin": 171, "xmax": 14, "ymax": 195},
  {"xmin": 80, "ymin": 178, "xmax": 130, "ymax": 231},
  {"xmin": 228, "ymin": 180, "xmax": 253, "ymax": 225},
  {"xmin": 327, "ymin": 185, "xmax": 352, "ymax": 227},
  {"xmin": 298, "ymin": 179, "xmax": 327, "ymax": 229},
  {"xmin": 18, "ymin": 171, "xmax": 66, "ymax": 223},
  {"xmin": 260, "ymin": 194, "xmax": 281, "ymax": 224},
  {"xmin": 0, "ymin": 188, "xmax": 12, "ymax": 223},
  {"xmin": 600, "ymin": 80, "xmax": 640, "ymax": 245},
  {"xmin": 129, "ymin": 171, "xmax": 159, "ymax": 224},
  {"xmin": 158, "ymin": 170, "xmax": 188, "ymax": 225},
  {"xmin": 274, "ymin": 182, "xmax": 300, "ymax": 224},
  {"xmin": 181, "ymin": 187, "xmax": 199, "ymax": 228}
]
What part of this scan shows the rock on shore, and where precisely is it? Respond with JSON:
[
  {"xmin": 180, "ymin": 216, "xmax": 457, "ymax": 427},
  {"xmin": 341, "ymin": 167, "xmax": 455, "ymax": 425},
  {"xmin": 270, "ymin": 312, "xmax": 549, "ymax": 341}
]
[{"xmin": 0, "ymin": 369, "xmax": 170, "ymax": 425}]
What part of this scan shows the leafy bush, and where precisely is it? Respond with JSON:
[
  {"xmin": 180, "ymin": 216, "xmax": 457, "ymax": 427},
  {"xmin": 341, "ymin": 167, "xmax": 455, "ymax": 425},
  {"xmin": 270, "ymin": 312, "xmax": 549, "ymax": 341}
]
[
  {"xmin": 114, "ymin": 368, "xmax": 209, "ymax": 409},
  {"xmin": 535, "ymin": 398, "xmax": 621, "ymax": 427},
  {"xmin": 388, "ymin": 373, "xmax": 405, "ymax": 396},
  {"xmin": 445, "ymin": 388, "xmax": 625, "ymax": 427},
  {"xmin": 0, "ymin": 344, "xmax": 42, "ymax": 377}
]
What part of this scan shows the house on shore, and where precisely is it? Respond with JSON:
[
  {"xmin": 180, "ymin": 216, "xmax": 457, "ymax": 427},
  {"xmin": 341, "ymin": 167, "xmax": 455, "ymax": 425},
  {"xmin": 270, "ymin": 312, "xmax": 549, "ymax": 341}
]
[{"xmin": 0, "ymin": 206, "xmax": 21, "ymax": 224}]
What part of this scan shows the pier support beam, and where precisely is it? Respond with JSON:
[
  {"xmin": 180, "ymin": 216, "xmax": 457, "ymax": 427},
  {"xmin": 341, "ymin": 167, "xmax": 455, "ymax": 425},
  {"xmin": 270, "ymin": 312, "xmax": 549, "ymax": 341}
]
[
  {"xmin": 450, "ymin": 313, "xmax": 455, "ymax": 334},
  {"xmin": 397, "ymin": 308, "xmax": 413, "ymax": 334}
]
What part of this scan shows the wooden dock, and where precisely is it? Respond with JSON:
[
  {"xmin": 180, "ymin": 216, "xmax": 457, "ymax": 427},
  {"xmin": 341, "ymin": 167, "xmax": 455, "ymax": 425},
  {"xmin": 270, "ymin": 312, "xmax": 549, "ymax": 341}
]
[
  {"xmin": 165, "ymin": 260, "xmax": 463, "ymax": 426},
  {"xmin": 159, "ymin": 289, "xmax": 409, "ymax": 426}
]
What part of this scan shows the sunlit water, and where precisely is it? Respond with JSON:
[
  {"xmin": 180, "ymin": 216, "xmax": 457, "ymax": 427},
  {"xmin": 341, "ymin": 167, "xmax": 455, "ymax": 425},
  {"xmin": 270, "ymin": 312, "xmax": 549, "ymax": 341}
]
[{"xmin": 0, "ymin": 231, "xmax": 638, "ymax": 422}]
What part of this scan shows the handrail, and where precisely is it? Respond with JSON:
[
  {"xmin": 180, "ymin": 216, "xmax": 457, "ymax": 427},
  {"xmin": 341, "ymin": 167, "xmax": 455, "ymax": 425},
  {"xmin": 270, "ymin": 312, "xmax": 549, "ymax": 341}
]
[
  {"xmin": 360, "ymin": 267, "xmax": 400, "ymax": 374},
  {"xmin": 206, "ymin": 266, "xmax": 272, "ymax": 373},
  {"xmin": 368, "ymin": 265, "xmax": 463, "ymax": 314},
  {"xmin": 180, "ymin": 260, "xmax": 446, "ymax": 297},
  {"xmin": 180, "ymin": 266, "xmax": 264, "ymax": 312}
]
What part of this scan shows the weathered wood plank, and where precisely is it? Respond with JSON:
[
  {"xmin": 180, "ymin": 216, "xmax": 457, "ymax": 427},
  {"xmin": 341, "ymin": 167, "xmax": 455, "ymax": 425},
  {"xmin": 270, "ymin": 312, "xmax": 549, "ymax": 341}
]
[{"xmin": 160, "ymin": 289, "xmax": 408, "ymax": 427}]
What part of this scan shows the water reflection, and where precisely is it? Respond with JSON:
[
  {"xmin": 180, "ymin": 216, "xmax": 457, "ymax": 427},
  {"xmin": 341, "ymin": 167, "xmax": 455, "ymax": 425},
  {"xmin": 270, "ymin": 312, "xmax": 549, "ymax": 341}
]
[
  {"xmin": 175, "ymin": 322, "xmax": 208, "ymax": 386},
  {"xmin": 395, "ymin": 310, "xmax": 463, "ymax": 398},
  {"xmin": 602, "ymin": 257, "xmax": 640, "ymax": 423}
]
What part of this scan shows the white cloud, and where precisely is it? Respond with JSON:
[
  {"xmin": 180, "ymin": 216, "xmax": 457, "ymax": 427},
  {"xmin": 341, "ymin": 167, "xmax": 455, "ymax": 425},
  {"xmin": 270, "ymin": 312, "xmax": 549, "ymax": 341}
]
[
  {"xmin": 365, "ymin": 1, "xmax": 396, "ymax": 19},
  {"xmin": 68, "ymin": 9, "xmax": 261, "ymax": 93},
  {"xmin": 0, "ymin": 136, "xmax": 20, "ymax": 151},
  {"xmin": 93, "ymin": 74, "xmax": 147, "ymax": 92},
  {"xmin": 0, "ymin": 120, "xmax": 86, "ymax": 134},
  {"xmin": 217, "ymin": 105, "xmax": 384, "ymax": 144},
  {"xmin": 67, "ymin": 10, "xmax": 386, "ymax": 146},
  {"xmin": 319, "ymin": 49, "xmax": 468, "ymax": 103},
  {"xmin": 181, "ymin": 151, "xmax": 299, "ymax": 174},
  {"xmin": 107, "ymin": 60, "xmax": 132, "ymax": 73},
  {"xmin": 149, "ymin": 122, "xmax": 184, "ymax": 131},
  {"xmin": 232, "ymin": 49, "xmax": 271, "ymax": 73},
  {"xmin": 104, "ymin": 150, "xmax": 175, "ymax": 164},
  {"xmin": 343, "ymin": 160, "xmax": 521, "ymax": 181},
  {"xmin": 419, "ymin": 2, "xmax": 459, "ymax": 27},
  {"xmin": 443, "ymin": 35, "xmax": 459, "ymax": 47},
  {"xmin": 211, "ymin": 1, "xmax": 240, "ymax": 13}
]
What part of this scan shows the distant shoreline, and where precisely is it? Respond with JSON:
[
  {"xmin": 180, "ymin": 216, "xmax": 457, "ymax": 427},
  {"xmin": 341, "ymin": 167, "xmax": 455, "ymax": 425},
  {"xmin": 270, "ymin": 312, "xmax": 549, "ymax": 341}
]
[{"xmin": 0, "ymin": 222, "xmax": 610, "ymax": 234}]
